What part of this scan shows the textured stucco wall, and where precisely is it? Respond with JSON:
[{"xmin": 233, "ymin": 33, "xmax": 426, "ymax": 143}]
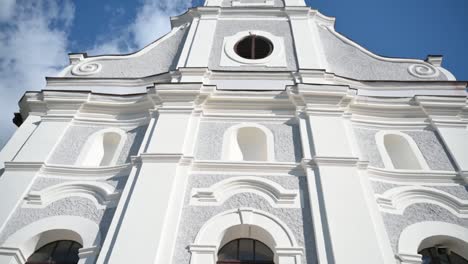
[
  {"xmin": 209, "ymin": 20, "xmax": 298, "ymax": 71},
  {"xmin": 65, "ymin": 26, "xmax": 189, "ymax": 78},
  {"xmin": 382, "ymin": 203, "xmax": 468, "ymax": 253},
  {"xmin": 0, "ymin": 197, "xmax": 115, "ymax": 244},
  {"xmin": 195, "ymin": 121, "xmax": 302, "ymax": 162},
  {"xmin": 370, "ymin": 180, "xmax": 468, "ymax": 200},
  {"xmin": 48, "ymin": 125, "xmax": 147, "ymax": 166},
  {"xmin": 173, "ymin": 173, "xmax": 316, "ymax": 264},
  {"xmin": 318, "ymin": 26, "xmax": 449, "ymax": 81},
  {"xmin": 353, "ymin": 128, "xmax": 455, "ymax": 171}
]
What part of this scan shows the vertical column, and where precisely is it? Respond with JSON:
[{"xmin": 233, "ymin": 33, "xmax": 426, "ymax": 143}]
[
  {"xmin": 0, "ymin": 115, "xmax": 41, "ymax": 171},
  {"xmin": 306, "ymin": 113, "xmax": 389, "ymax": 264},
  {"xmin": 288, "ymin": 14, "xmax": 327, "ymax": 70},
  {"xmin": 0, "ymin": 116, "xmax": 70, "ymax": 232},
  {"xmin": 417, "ymin": 96, "xmax": 468, "ymax": 181},
  {"xmin": 103, "ymin": 85, "xmax": 202, "ymax": 264}
]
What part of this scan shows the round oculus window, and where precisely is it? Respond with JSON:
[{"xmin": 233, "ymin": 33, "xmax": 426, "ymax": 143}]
[{"xmin": 234, "ymin": 35, "xmax": 274, "ymax": 60}]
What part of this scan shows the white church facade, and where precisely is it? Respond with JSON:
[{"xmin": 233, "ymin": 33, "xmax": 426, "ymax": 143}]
[{"xmin": 1, "ymin": 0, "xmax": 468, "ymax": 263}]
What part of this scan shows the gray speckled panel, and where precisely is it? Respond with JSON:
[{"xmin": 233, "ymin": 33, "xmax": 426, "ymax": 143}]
[
  {"xmin": 353, "ymin": 128, "xmax": 455, "ymax": 171},
  {"xmin": 0, "ymin": 197, "xmax": 116, "ymax": 244},
  {"xmin": 65, "ymin": 26, "xmax": 189, "ymax": 78},
  {"xmin": 48, "ymin": 125, "xmax": 147, "ymax": 166},
  {"xmin": 173, "ymin": 174, "xmax": 316, "ymax": 264},
  {"xmin": 370, "ymin": 180, "xmax": 402, "ymax": 195},
  {"xmin": 195, "ymin": 121, "xmax": 302, "ymax": 162},
  {"xmin": 383, "ymin": 203, "xmax": 468, "ymax": 253},
  {"xmin": 353, "ymin": 128, "xmax": 385, "ymax": 168},
  {"xmin": 221, "ymin": 0, "xmax": 284, "ymax": 7},
  {"xmin": 318, "ymin": 26, "xmax": 448, "ymax": 81},
  {"xmin": 209, "ymin": 20, "xmax": 298, "ymax": 71}
]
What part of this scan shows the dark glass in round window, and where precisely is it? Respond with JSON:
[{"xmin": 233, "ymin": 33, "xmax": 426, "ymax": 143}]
[
  {"xmin": 218, "ymin": 238, "xmax": 274, "ymax": 264},
  {"xmin": 234, "ymin": 35, "xmax": 274, "ymax": 60},
  {"xmin": 26, "ymin": 240, "xmax": 82, "ymax": 264}
]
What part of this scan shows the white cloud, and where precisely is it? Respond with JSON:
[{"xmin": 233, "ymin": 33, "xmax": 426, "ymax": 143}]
[
  {"xmin": 88, "ymin": 0, "xmax": 191, "ymax": 55},
  {"xmin": 0, "ymin": 0, "xmax": 75, "ymax": 149},
  {"xmin": 0, "ymin": 0, "xmax": 193, "ymax": 149},
  {"xmin": 0, "ymin": 0, "xmax": 16, "ymax": 21}
]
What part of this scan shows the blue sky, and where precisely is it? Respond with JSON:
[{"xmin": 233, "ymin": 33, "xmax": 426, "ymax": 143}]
[{"xmin": 0, "ymin": 0, "xmax": 467, "ymax": 149}]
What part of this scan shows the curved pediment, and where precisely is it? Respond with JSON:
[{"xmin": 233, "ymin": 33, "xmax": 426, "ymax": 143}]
[{"xmin": 61, "ymin": 23, "xmax": 190, "ymax": 78}]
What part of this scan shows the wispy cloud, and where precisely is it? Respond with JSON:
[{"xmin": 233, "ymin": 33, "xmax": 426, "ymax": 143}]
[
  {"xmin": 0, "ymin": 0, "xmax": 75, "ymax": 149},
  {"xmin": 0, "ymin": 0, "xmax": 194, "ymax": 150},
  {"xmin": 89, "ymin": 0, "xmax": 192, "ymax": 55}
]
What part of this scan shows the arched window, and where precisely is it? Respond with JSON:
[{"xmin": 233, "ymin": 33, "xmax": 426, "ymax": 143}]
[
  {"xmin": 236, "ymin": 127, "xmax": 268, "ymax": 161},
  {"xmin": 218, "ymin": 239, "xmax": 274, "ymax": 264},
  {"xmin": 222, "ymin": 124, "xmax": 274, "ymax": 162},
  {"xmin": 376, "ymin": 131, "xmax": 429, "ymax": 170},
  {"xmin": 419, "ymin": 246, "xmax": 468, "ymax": 264},
  {"xmin": 26, "ymin": 240, "xmax": 82, "ymax": 264},
  {"xmin": 76, "ymin": 128, "xmax": 126, "ymax": 167}
]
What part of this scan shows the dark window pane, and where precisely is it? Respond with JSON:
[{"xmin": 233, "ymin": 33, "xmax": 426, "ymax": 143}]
[
  {"xmin": 238, "ymin": 239, "xmax": 254, "ymax": 261},
  {"xmin": 419, "ymin": 247, "xmax": 468, "ymax": 264},
  {"xmin": 255, "ymin": 241, "xmax": 274, "ymax": 261},
  {"xmin": 218, "ymin": 240, "xmax": 239, "ymax": 261},
  {"xmin": 26, "ymin": 240, "xmax": 82, "ymax": 264},
  {"xmin": 52, "ymin": 240, "xmax": 73, "ymax": 262},
  {"xmin": 234, "ymin": 36, "xmax": 273, "ymax": 60},
  {"xmin": 27, "ymin": 242, "xmax": 57, "ymax": 262}
]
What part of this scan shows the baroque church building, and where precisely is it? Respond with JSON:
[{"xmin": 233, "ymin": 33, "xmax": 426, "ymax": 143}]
[{"xmin": 1, "ymin": 0, "xmax": 468, "ymax": 263}]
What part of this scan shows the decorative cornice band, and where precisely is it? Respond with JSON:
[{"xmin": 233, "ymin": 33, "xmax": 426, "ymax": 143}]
[
  {"xmin": 4, "ymin": 162, "xmax": 43, "ymax": 172},
  {"xmin": 137, "ymin": 153, "xmax": 184, "ymax": 163},
  {"xmin": 0, "ymin": 247, "xmax": 27, "ymax": 264},
  {"xmin": 367, "ymin": 166, "xmax": 460, "ymax": 183},
  {"xmin": 40, "ymin": 163, "xmax": 132, "ymax": 178},
  {"xmin": 191, "ymin": 160, "xmax": 304, "ymax": 176},
  {"xmin": 311, "ymin": 156, "xmax": 360, "ymax": 167}
]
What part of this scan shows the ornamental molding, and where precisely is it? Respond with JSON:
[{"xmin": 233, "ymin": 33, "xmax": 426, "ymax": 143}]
[
  {"xmin": 323, "ymin": 26, "xmax": 442, "ymax": 79},
  {"xmin": 190, "ymin": 176, "xmax": 300, "ymax": 208},
  {"xmin": 67, "ymin": 23, "xmax": 189, "ymax": 77},
  {"xmin": 191, "ymin": 160, "xmax": 304, "ymax": 176},
  {"xmin": 39, "ymin": 163, "xmax": 132, "ymax": 179},
  {"xmin": 367, "ymin": 166, "xmax": 460, "ymax": 183},
  {"xmin": 23, "ymin": 181, "xmax": 120, "ymax": 209},
  {"xmin": 408, "ymin": 63, "xmax": 440, "ymax": 79},
  {"xmin": 375, "ymin": 186, "xmax": 468, "ymax": 217},
  {"xmin": 71, "ymin": 62, "xmax": 102, "ymax": 76},
  {"xmin": 0, "ymin": 247, "xmax": 27, "ymax": 264}
]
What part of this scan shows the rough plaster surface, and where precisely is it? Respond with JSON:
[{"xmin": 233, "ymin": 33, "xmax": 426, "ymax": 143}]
[
  {"xmin": 195, "ymin": 121, "xmax": 302, "ymax": 162},
  {"xmin": 370, "ymin": 180, "xmax": 468, "ymax": 200},
  {"xmin": 0, "ymin": 197, "xmax": 116, "ymax": 244},
  {"xmin": 318, "ymin": 26, "xmax": 448, "ymax": 81},
  {"xmin": 65, "ymin": 26, "xmax": 189, "ymax": 78},
  {"xmin": 382, "ymin": 203, "xmax": 468, "ymax": 253},
  {"xmin": 209, "ymin": 20, "xmax": 298, "ymax": 71},
  {"xmin": 353, "ymin": 128, "xmax": 455, "ymax": 171},
  {"xmin": 173, "ymin": 173, "xmax": 316, "ymax": 264},
  {"xmin": 48, "ymin": 125, "xmax": 147, "ymax": 166}
]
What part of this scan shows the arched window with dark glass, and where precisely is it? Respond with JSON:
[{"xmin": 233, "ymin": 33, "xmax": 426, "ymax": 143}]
[
  {"xmin": 419, "ymin": 246, "xmax": 468, "ymax": 264},
  {"xmin": 218, "ymin": 239, "xmax": 274, "ymax": 264},
  {"xmin": 26, "ymin": 240, "xmax": 82, "ymax": 264}
]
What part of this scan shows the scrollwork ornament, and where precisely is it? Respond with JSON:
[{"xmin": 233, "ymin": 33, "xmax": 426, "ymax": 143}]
[
  {"xmin": 71, "ymin": 61, "xmax": 102, "ymax": 76},
  {"xmin": 408, "ymin": 63, "xmax": 439, "ymax": 79}
]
